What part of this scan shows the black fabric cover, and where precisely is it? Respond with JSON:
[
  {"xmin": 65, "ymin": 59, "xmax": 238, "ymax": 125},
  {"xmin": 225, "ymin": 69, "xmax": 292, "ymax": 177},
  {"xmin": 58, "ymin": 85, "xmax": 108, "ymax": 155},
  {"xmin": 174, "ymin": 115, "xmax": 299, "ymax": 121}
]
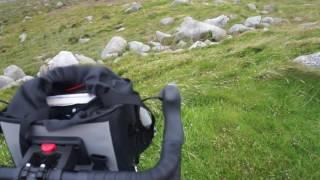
[
  {"xmin": 6, "ymin": 65, "xmax": 137, "ymax": 120},
  {"xmin": 2, "ymin": 65, "xmax": 155, "ymax": 171}
]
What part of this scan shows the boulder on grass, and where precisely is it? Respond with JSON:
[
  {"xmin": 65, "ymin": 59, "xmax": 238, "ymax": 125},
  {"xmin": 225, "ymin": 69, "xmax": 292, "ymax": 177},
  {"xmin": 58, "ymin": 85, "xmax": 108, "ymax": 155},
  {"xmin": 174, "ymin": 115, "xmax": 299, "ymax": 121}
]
[
  {"xmin": 247, "ymin": 3, "xmax": 257, "ymax": 11},
  {"xmin": 124, "ymin": 2, "xmax": 142, "ymax": 13},
  {"xmin": 229, "ymin": 24, "xmax": 252, "ymax": 34},
  {"xmin": 75, "ymin": 54, "xmax": 96, "ymax": 64},
  {"xmin": 0, "ymin": 75, "xmax": 14, "ymax": 89},
  {"xmin": 204, "ymin": 15, "xmax": 229, "ymax": 28},
  {"xmin": 3, "ymin": 65, "xmax": 25, "ymax": 80},
  {"xmin": 48, "ymin": 51, "xmax": 79, "ymax": 69},
  {"xmin": 156, "ymin": 31, "xmax": 174, "ymax": 45},
  {"xmin": 160, "ymin": 17, "xmax": 175, "ymax": 26},
  {"xmin": 175, "ymin": 17, "xmax": 227, "ymax": 42},
  {"xmin": 101, "ymin": 36, "xmax": 127, "ymax": 59},
  {"xmin": 244, "ymin": 16, "xmax": 262, "ymax": 28},
  {"xmin": 294, "ymin": 52, "xmax": 320, "ymax": 67},
  {"xmin": 128, "ymin": 41, "xmax": 151, "ymax": 54}
]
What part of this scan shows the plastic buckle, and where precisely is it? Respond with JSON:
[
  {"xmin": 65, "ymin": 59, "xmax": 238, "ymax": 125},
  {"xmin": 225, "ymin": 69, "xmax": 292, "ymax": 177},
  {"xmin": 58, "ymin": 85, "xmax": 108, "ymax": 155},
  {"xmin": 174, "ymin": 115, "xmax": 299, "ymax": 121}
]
[{"xmin": 19, "ymin": 163, "xmax": 47, "ymax": 180}]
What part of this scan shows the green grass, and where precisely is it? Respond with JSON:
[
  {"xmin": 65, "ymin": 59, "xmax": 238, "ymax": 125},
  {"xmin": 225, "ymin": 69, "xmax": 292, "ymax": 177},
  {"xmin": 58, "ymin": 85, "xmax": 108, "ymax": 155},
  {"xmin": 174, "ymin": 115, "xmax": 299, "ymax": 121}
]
[{"xmin": 1, "ymin": 0, "xmax": 320, "ymax": 179}]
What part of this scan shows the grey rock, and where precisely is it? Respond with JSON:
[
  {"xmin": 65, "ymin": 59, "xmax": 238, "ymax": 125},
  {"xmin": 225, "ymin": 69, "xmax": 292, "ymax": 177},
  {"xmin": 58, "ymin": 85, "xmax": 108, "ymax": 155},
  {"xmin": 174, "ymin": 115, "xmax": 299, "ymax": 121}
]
[
  {"xmin": 79, "ymin": 37, "xmax": 90, "ymax": 44},
  {"xmin": 229, "ymin": 24, "xmax": 252, "ymax": 34},
  {"xmin": 23, "ymin": 16, "xmax": 32, "ymax": 22},
  {"xmin": 204, "ymin": 39, "xmax": 219, "ymax": 46},
  {"xmin": 300, "ymin": 22, "xmax": 319, "ymax": 30},
  {"xmin": 124, "ymin": 2, "xmax": 142, "ymax": 13},
  {"xmin": 0, "ymin": 76, "xmax": 14, "ymax": 89},
  {"xmin": 175, "ymin": 17, "xmax": 227, "ymax": 42},
  {"xmin": 247, "ymin": 3, "xmax": 257, "ymax": 11},
  {"xmin": 172, "ymin": 0, "xmax": 190, "ymax": 5},
  {"xmin": 75, "ymin": 54, "xmax": 96, "ymax": 64},
  {"xmin": 19, "ymin": 32, "xmax": 27, "ymax": 43},
  {"xmin": 260, "ymin": 23, "xmax": 270, "ymax": 27},
  {"xmin": 244, "ymin": 16, "xmax": 261, "ymax": 28},
  {"xmin": 38, "ymin": 51, "xmax": 81, "ymax": 77},
  {"xmin": 263, "ymin": 27, "xmax": 269, "ymax": 32},
  {"xmin": 84, "ymin": 16, "xmax": 93, "ymax": 22},
  {"xmin": 176, "ymin": 40, "xmax": 187, "ymax": 48},
  {"xmin": 152, "ymin": 43, "xmax": 171, "ymax": 52},
  {"xmin": 229, "ymin": 14, "xmax": 238, "ymax": 20},
  {"xmin": 38, "ymin": 64, "xmax": 48, "ymax": 77},
  {"xmin": 149, "ymin": 41, "xmax": 161, "ymax": 46},
  {"xmin": 214, "ymin": 0, "xmax": 225, "ymax": 5},
  {"xmin": 156, "ymin": 31, "xmax": 174, "ymax": 45},
  {"xmin": 56, "ymin": 1, "xmax": 64, "ymax": 8},
  {"xmin": 101, "ymin": 36, "xmax": 127, "ymax": 59},
  {"xmin": 3, "ymin": 65, "xmax": 26, "ymax": 80},
  {"xmin": 233, "ymin": 0, "xmax": 240, "ymax": 4},
  {"xmin": 204, "ymin": 15, "xmax": 229, "ymax": 28},
  {"xmin": 261, "ymin": 17, "xmax": 274, "ymax": 24},
  {"xmin": 263, "ymin": 4, "xmax": 275, "ymax": 13},
  {"xmin": 293, "ymin": 17, "xmax": 303, "ymax": 22},
  {"xmin": 160, "ymin": 17, "xmax": 174, "ymax": 26},
  {"xmin": 48, "ymin": 51, "xmax": 79, "ymax": 69},
  {"xmin": 116, "ymin": 27, "xmax": 126, "ymax": 32},
  {"xmin": 0, "ymin": 0, "xmax": 16, "ymax": 3},
  {"xmin": 272, "ymin": 17, "xmax": 289, "ymax": 24},
  {"xmin": 4, "ymin": 81, "xmax": 19, "ymax": 89},
  {"xmin": 294, "ymin": 52, "xmax": 320, "ymax": 67},
  {"xmin": 189, "ymin": 41, "xmax": 207, "ymax": 49},
  {"xmin": 114, "ymin": 24, "xmax": 124, "ymax": 30},
  {"xmin": 260, "ymin": 10, "xmax": 269, "ymax": 15},
  {"xmin": 103, "ymin": 53, "xmax": 120, "ymax": 59},
  {"xmin": 16, "ymin": 76, "xmax": 34, "ymax": 84},
  {"xmin": 128, "ymin": 41, "xmax": 151, "ymax": 54}
]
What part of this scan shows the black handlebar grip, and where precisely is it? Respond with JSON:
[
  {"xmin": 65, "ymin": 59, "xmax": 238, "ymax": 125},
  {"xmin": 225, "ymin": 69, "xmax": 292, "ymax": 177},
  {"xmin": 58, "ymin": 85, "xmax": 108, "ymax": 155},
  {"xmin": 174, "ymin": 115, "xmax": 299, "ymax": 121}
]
[{"xmin": 161, "ymin": 84, "xmax": 184, "ymax": 144}]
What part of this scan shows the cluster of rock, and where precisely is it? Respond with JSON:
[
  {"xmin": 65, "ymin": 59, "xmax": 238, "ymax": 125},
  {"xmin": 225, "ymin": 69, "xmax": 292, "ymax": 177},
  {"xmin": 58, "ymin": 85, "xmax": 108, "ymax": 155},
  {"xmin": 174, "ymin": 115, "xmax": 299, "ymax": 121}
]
[
  {"xmin": 0, "ymin": 65, "xmax": 33, "ymax": 90},
  {"xmin": 38, "ymin": 51, "xmax": 98, "ymax": 77},
  {"xmin": 247, "ymin": 3, "xmax": 276, "ymax": 14},
  {"xmin": 100, "ymin": 15, "xmax": 229, "ymax": 59},
  {"xmin": 100, "ymin": 12, "xmax": 288, "ymax": 60},
  {"xmin": 0, "ymin": 51, "xmax": 104, "ymax": 90},
  {"xmin": 229, "ymin": 16, "xmax": 288, "ymax": 34}
]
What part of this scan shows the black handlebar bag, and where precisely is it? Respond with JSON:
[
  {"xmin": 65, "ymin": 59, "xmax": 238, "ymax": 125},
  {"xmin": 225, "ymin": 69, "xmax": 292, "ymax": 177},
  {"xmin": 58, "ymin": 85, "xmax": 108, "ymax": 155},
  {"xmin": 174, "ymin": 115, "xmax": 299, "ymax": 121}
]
[{"xmin": 0, "ymin": 65, "xmax": 155, "ymax": 171}]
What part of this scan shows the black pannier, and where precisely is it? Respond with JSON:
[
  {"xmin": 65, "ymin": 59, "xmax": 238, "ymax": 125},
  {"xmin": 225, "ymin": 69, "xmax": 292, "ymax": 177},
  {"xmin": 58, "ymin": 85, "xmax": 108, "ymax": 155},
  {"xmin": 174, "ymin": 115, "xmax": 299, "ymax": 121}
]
[{"xmin": 0, "ymin": 66, "xmax": 155, "ymax": 171}]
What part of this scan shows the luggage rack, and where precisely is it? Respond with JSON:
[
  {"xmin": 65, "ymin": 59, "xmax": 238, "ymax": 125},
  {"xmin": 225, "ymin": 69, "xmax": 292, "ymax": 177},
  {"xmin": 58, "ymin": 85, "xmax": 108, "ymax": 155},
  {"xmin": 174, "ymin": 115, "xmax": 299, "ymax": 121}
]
[{"xmin": 19, "ymin": 137, "xmax": 91, "ymax": 179}]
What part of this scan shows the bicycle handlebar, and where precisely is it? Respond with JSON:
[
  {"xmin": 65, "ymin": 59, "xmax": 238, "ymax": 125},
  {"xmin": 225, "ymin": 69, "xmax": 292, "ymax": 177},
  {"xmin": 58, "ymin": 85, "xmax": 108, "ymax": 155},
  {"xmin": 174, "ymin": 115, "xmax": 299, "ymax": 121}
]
[{"xmin": 0, "ymin": 85, "xmax": 184, "ymax": 180}]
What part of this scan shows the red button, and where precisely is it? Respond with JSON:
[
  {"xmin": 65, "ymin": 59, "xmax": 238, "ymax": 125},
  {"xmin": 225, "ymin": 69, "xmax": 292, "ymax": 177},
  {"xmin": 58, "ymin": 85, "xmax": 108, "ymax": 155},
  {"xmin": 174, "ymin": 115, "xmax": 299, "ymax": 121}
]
[{"xmin": 41, "ymin": 144, "xmax": 57, "ymax": 154}]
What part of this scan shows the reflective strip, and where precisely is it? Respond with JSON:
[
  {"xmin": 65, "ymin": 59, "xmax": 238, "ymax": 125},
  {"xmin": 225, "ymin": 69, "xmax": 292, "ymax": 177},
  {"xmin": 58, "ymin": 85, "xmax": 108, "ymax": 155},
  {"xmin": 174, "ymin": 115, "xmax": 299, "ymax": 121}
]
[{"xmin": 46, "ymin": 93, "xmax": 96, "ymax": 107}]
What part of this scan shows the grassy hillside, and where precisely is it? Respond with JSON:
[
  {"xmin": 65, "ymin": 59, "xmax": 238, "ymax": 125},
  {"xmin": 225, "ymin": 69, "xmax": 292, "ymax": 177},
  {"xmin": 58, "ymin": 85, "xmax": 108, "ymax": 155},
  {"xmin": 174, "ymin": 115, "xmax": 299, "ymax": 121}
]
[{"xmin": 1, "ymin": 0, "xmax": 320, "ymax": 179}]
